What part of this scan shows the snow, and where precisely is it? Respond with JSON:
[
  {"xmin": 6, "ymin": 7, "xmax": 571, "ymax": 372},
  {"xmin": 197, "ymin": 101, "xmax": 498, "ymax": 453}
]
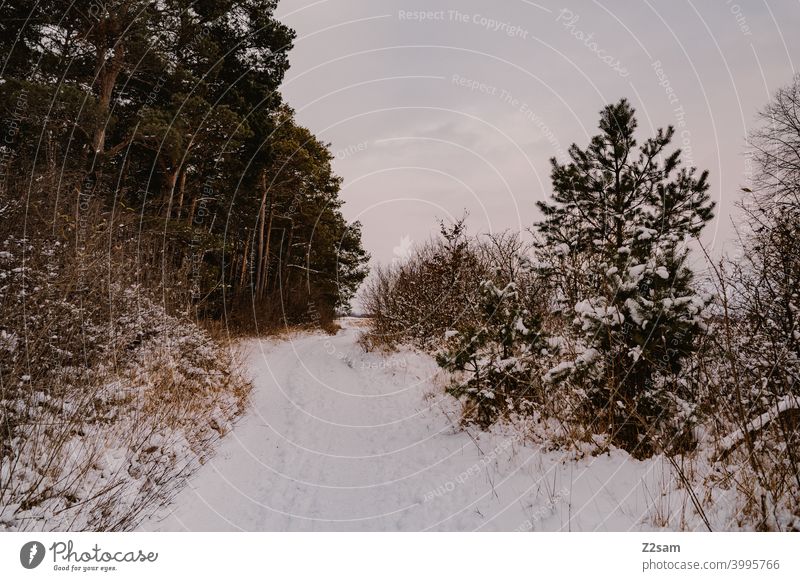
[
  {"xmin": 625, "ymin": 298, "xmax": 647, "ymax": 328},
  {"xmin": 0, "ymin": 261, "xmax": 247, "ymax": 531},
  {"xmin": 141, "ymin": 319, "xmax": 690, "ymax": 532},
  {"xmin": 575, "ymin": 347, "xmax": 600, "ymax": 368},
  {"xmin": 553, "ymin": 243, "xmax": 570, "ymax": 256},
  {"xmin": 636, "ymin": 228, "xmax": 656, "ymax": 241},
  {"xmin": 627, "ymin": 264, "xmax": 647, "ymax": 280},
  {"xmin": 575, "ymin": 300, "xmax": 624, "ymax": 329},
  {"xmin": 718, "ymin": 394, "xmax": 800, "ymax": 454},
  {"xmin": 514, "ymin": 318, "xmax": 529, "ymax": 334}
]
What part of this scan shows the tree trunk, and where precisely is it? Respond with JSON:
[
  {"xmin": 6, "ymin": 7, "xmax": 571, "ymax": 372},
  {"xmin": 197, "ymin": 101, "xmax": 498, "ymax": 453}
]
[
  {"xmin": 186, "ymin": 198, "xmax": 197, "ymax": 226},
  {"xmin": 264, "ymin": 208, "xmax": 275, "ymax": 292},
  {"xmin": 260, "ymin": 205, "xmax": 275, "ymax": 298},
  {"xmin": 255, "ymin": 170, "xmax": 268, "ymax": 299},
  {"xmin": 238, "ymin": 233, "xmax": 250, "ymax": 294},
  {"xmin": 283, "ymin": 222, "xmax": 294, "ymax": 297},
  {"xmin": 161, "ymin": 167, "xmax": 179, "ymax": 217},
  {"xmin": 90, "ymin": 38, "xmax": 125, "ymax": 159},
  {"xmin": 175, "ymin": 169, "xmax": 187, "ymax": 220}
]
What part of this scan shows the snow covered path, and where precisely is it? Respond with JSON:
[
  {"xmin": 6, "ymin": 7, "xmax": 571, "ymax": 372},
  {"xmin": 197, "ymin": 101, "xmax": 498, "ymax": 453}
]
[{"xmin": 142, "ymin": 319, "xmax": 673, "ymax": 531}]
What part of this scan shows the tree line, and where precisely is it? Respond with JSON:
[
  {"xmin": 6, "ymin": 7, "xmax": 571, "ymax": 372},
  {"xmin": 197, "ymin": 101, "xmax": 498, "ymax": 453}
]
[
  {"xmin": 0, "ymin": 0, "xmax": 368, "ymax": 530},
  {"xmin": 0, "ymin": 0, "xmax": 368, "ymax": 328}
]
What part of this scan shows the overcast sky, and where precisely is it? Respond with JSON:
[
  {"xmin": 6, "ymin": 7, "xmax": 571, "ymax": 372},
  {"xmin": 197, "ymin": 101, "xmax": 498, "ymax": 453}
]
[{"xmin": 275, "ymin": 0, "xmax": 800, "ymax": 269}]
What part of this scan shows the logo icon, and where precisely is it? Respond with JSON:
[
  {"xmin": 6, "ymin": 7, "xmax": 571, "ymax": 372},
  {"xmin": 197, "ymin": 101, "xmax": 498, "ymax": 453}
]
[{"xmin": 20, "ymin": 541, "xmax": 45, "ymax": 569}]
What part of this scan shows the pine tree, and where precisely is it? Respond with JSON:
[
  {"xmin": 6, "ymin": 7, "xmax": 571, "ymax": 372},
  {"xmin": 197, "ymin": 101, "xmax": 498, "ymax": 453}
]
[
  {"xmin": 438, "ymin": 280, "xmax": 546, "ymax": 427},
  {"xmin": 536, "ymin": 99, "xmax": 714, "ymax": 454}
]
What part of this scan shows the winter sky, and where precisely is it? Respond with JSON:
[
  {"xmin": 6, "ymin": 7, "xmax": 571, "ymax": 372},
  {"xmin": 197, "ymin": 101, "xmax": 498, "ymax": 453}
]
[{"xmin": 276, "ymin": 0, "xmax": 800, "ymax": 267}]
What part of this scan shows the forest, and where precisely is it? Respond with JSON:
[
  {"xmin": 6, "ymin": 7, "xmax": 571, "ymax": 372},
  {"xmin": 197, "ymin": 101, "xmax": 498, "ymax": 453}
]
[
  {"xmin": 0, "ymin": 0, "xmax": 366, "ymax": 530},
  {"xmin": 0, "ymin": 0, "xmax": 368, "ymax": 329}
]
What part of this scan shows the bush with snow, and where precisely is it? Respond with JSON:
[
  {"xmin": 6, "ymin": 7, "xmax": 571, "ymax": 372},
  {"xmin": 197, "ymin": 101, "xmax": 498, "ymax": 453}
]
[
  {"xmin": 0, "ymin": 236, "xmax": 249, "ymax": 531},
  {"xmin": 362, "ymin": 90, "xmax": 800, "ymax": 530},
  {"xmin": 437, "ymin": 280, "xmax": 548, "ymax": 427}
]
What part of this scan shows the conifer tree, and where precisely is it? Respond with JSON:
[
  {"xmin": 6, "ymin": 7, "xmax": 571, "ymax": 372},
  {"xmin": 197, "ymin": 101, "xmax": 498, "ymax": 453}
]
[
  {"xmin": 0, "ymin": 0, "xmax": 366, "ymax": 327},
  {"xmin": 438, "ymin": 280, "xmax": 546, "ymax": 427},
  {"xmin": 536, "ymin": 99, "xmax": 714, "ymax": 454}
]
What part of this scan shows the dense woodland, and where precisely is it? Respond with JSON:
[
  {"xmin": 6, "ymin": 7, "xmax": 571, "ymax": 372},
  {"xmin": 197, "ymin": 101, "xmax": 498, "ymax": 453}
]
[
  {"xmin": 0, "ymin": 1, "xmax": 366, "ymax": 530},
  {"xmin": 0, "ymin": 0, "xmax": 368, "ymax": 328}
]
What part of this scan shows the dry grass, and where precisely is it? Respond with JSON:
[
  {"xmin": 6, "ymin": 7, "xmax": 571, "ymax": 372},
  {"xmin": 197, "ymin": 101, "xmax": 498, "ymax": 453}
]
[{"xmin": 0, "ymin": 227, "xmax": 252, "ymax": 531}]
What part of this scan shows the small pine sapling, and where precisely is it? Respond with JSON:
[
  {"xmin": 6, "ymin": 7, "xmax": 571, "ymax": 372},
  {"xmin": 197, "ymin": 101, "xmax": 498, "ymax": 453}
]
[{"xmin": 437, "ymin": 279, "xmax": 547, "ymax": 427}]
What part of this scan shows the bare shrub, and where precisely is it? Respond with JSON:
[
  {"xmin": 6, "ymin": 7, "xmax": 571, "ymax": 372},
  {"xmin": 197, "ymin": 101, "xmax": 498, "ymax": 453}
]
[
  {"xmin": 361, "ymin": 219, "xmax": 487, "ymax": 349},
  {"xmin": 697, "ymin": 208, "xmax": 800, "ymax": 530},
  {"xmin": 696, "ymin": 77, "xmax": 800, "ymax": 530},
  {"xmin": 0, "ymin": 210, "xmax": 250, "ymax": 531},
  {"xmin": 361, "ymin": 220, "xmax": 544, "ymax": 349},
  {"xmin": 748, "ymin": 73, "xmax": 800, "ymax": 208}
]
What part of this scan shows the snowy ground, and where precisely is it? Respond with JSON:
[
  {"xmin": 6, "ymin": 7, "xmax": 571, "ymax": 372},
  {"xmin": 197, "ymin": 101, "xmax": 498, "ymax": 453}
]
[{"xmin": 141, "ymin": 319, "xmax": 685, "ymax": 531}]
